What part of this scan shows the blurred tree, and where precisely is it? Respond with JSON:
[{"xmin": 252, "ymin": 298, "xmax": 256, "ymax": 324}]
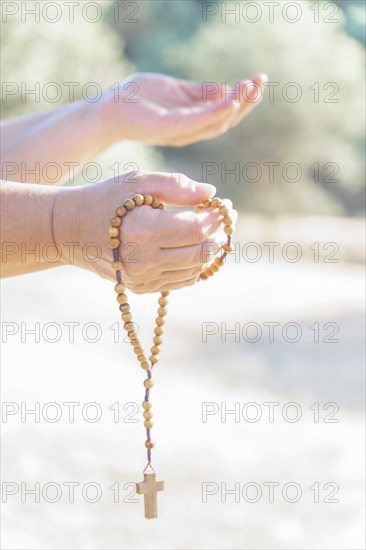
[
  {"xmin": 104, "ymin": 0, "xmax": 203, "ymax": 74},
  {"xmin": 334, "ymin": 0, "xmax": 366, "ymax": 45},
  {"xmin": 109, "ymin": 0, "xmax": 365, "ymax": 216},
  {"xmin": 1, "ymin": 2, "xmax": 163, "ymax": 180},
  {"xmin": 2, "ymin": 0, "xmax": 364, "ymax": 214},
  {"xmin": 1, "ymin": 3, "xmax": 132, "ymax": 118}
]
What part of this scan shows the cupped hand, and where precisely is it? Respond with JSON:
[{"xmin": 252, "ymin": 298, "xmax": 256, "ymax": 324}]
[
  {"xmin": 53, "ymin": 171, "xmax": 237, "ymax": 293},
  {"xmin": 102, "ymin": 72, "xmax": 268, "ymax": 147}
]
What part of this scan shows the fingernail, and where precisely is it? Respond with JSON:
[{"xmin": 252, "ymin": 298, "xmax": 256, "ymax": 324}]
[
  {"xmin": 196, "ymin": 182, "xmax": 216, "ymax": 198},
  {"xmin": 252, "ymin": 73, "xmax": 268, "ymax": 84}
]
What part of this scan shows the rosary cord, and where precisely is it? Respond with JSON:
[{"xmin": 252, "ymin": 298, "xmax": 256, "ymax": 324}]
[
  {"xmin": 109, "ymin": 193, "xmax": 234, "ymax": 477},
  {"xmin": 144, "ymin": 373, "xmax": 152, "ymax": 465}
]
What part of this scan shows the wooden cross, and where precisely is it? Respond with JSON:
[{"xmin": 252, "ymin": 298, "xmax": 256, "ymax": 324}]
[{"xmin": 136, "ymin": 472, "xmax": 164, "ymax": 519}]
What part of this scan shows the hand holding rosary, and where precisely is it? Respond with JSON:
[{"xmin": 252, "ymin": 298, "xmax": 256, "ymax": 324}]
[{"xmin": 109, "ymin": 193, "xmax": 235, "ymax": 519}]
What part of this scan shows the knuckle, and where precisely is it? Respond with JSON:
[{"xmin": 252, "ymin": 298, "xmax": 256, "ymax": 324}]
[
  {"xmin": 133, "ymin": 287, "xmax": 145, "ymax": 295},
  {"xmin": 191, "ymin": 217, "xmax": 205, "ymax": 243},
  {"xmin": 186, "ymin": 276, "xmax": 197, "ymax": 287},
  {"xmin": 123, "ymin": 259, "xmax": 146, "ymax": 278},
  {"xmin": 131, "ymin": 263, "xmax": 147, "ymax": 278},
  {"xmin": 200, "ymin": 240, "xmax": 218, "ymax": 263},
  {"xmin": 170, "ymin": 172, "xmax": 186, "ymax": 187}
]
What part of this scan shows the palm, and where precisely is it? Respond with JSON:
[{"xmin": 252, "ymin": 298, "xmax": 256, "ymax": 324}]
[{"xmin": 108, "ymin": 72, "xmax": 267, "ymax": 147}]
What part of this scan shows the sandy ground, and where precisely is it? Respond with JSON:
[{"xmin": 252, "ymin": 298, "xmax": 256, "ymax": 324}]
[{"xmin": 1, "ymin": 219, "xmax": 365, "ymax": 550}]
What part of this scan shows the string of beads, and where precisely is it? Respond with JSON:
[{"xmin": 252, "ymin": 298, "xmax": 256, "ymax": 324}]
[{"xmin": 109, "ymin": 194, "xmax": 234, "ymax": 470}]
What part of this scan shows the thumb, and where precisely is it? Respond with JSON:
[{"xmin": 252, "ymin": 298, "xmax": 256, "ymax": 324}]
[{"xmin": 138, "ymin": 172, "xmax": 216, "ymax": 206}]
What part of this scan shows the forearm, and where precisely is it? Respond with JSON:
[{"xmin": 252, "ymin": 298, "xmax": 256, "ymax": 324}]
[
  {"xmin": 0, "ymin": 98, "xmax": 112, "ymax": 185},
  {"xmin": 0, "ymin": 180, "xmax": 65, "ymax": 277}
]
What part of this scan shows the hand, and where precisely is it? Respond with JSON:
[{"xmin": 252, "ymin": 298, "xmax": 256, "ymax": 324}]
[
  {"xmin": 53, "ymin": 172, "xmax": 237, "ymax": 293},
  {"xmin": 102, "ymin": 72, "xmax": 268, "ymax": 147}
]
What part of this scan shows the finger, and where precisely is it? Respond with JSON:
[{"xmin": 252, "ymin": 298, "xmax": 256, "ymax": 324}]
[
  {"xmin": 161, "ymin": 266, "xmax": 202, "ymax": 281},
  {"xmin": 169, "ymin": 102, "xmax": 240, "ymax": 146},
  {"xmin": 158, "ymin": 274, "xmax": 199, "ymax": 293},
  {"xmin": 131, "ymin": 268, "xmax": 201, "ymax": 294},
  {"xmin": 179, "ymin": 88, "xmax": 257, "ymax": 141},
  {"xmin": 228, "ymin": 74, "xmax": 268, "ymax": 126},
  {"xmin": 170, "ymin": 74, "xmax": 268, "ymax": 144},
  {"xmin": 177, "ymin": 79, "xmax": 223, "ymax": 102},
  {"xmin": 159, "ymin": 238, "xmax": 220, "ymax": 269},
  {"xmin": 159, "ymin": 209, "xmax": 222, "ymax": 248},
  {"xmin": 125, "ymin": 172, "xmax": 216, "ymax": 206},
  {"xmin": 174, "ymin": 77, "xmax": 268, "ymax": 145},
  {"xmin": 124, "ymin": 262, "xmax": 202, "ymax": 285},
  {"xmin": 170, "ymin": 97, "xmax": 239, "ymax": 137}
]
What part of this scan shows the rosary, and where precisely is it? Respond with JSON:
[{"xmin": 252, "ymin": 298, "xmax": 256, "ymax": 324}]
[{"xmin": 109, "ymin": 193, "xmax": 234, "ymax": 519}]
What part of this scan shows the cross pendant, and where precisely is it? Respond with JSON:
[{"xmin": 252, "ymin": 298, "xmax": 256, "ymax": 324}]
[{"xmin": 136, "ymin": 472, "xmax": 164, "ymax": 519}]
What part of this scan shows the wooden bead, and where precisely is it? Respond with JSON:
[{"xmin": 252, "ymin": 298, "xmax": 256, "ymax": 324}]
[
  {"xmin": 108, "ymin": 226, "xmax": 119, "ymax": 238},
  {"xmin": 111, "ymin": 260, "xmax": 123, "ymax": 271},
  {"xmin": 124, "ymin": 198, "xmax": 135, "ymax": 210},
  {"xmin": 203, "ymin": 199, "xmax": 211, "ymax": 208},
  {"xmin": 128, "ymin": 330, "xmax": 137, "ymax": 339},
  {"xmin": 141, "ymin": 362, "xmax": 150, "ymax": 371},
  {"xmin": 223, "ymin": 215, "xmax": 232, "ymax": 226},
  {"xmin": 144, "ymin": 194, "xmax": 153, "ymax": 205},
  {"xmin": 210, "ymin": 197, "xmax": 221, "ymax": 208},
  {"xmin": 224, "ymin": 226, "xmax": 234, "ymax": 235},
  {"xmin": 214, "ymin": 257, "xmax": 224, "ymax": 267},
  {"xmin": 119, "ymin": 304, "xmax": 130, "ymax": 313},
  {"xmin": 219, "ymin": 205, "xmax": 229, "ymax": 216},
  {"xmin": 145, "ymin": 440, "xmax": 154, "ymax": 449},
  {"xmin": 142, "ymin": 401, "xmax": 151, "ymax": 410},
  {"xmin": 158, "ymin": 204, "xmax": 164, "ymax": 210},
  {"xmin": 130, "ymin": 338, "xmax": 139, "ymax": 346},
  {"xmin": 109, "ymin": 238, "xmax": 120, "ymax": 249},
  {"xmin": 153, "ymin": 336, "xmax": 162, "ymax": 346},
  {"xmin": 111, "ymin": 216, "xmax": 121, "ymax": 227},
  {"xmin": 205, "ymin": 267, "xmax": 214, "ymax": 277},
  {"xmin": 151, "ymin": 198, "xmax": 160, "ymax": 208},
  {"xmin": 143, "ymin": 410, "xmax": 152, "ymax": 420},
  {"xmin": 195, "ymin": 204, "xmax": 204, "ymax": 212},
  {"xmin": 150, "ymin": 355, "xmax": 158, "ymax": 365},
  {"xmin": 222, "ymin": 243, "xmax": 232, "ymax": 252},
  {"xmin": 134, "ymin": 346, "xmax": 143, "ymax": 355},
  {"xmin": 137, "ymin": 354, "xmax": 147, "ymax": 363},
  {"xmin": 210, "ymin": 263, "xmax": 219, "ymax": 273},
  {"xmin": 200, "ymin": 272, "xmax": 208, "ymax": 280},
  {"xmin": 133, "ymin": 194, "xmax": 144, "ymax": 206},
  {"xmin": 151, "ymin": 346, "xmax": 160, "ymax": 355},
  {"xmin": 122, "ymin": 312, "xmax": 132, "ymax": 322},
  {"xmin": 124, "ymin": 322, "xmax": 134, "ymax": 332},
  {"xmin": 158, "ymin": 296, "xmax": 168, "ymax": 306},
  {"xmin": 117, "ymin": 293, "xmax": 128, "ymax": 304},
  {"xmin": 157, "ymin": 307, "xmax": 167, "ymax": 317},
  {"xmin": 115, "ymin": 206, "xmax": 127, "ymax": 217},
  {"xmin": 161, "ymin": 291, "xmax": 169, "ymax": 297},
  {"xmin": 114, "ymin": 283, "xmax": 125, "ymax": 294},
  {"xmin": 154, "ymin": 327, "xmax": 163, "ymax": 336},
  {"xmin": 155, "ymin": 317, "xmax": 165, "ymax": 327},
  {"xmin": 144, "ymin": 378, "xmax": 154, "ymax": 389},
  {"xmin": 144, "ymin": 420, "xmax": 153, "ymax": 429}
]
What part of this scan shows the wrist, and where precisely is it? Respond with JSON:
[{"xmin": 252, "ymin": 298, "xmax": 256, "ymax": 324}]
[
  {"xmin": 52, "ymin": 186, "xmax": 84, "ymax": 269},
  {"xmin": 99, "ymin": 84, "xmax": 133, "ymax": 144},
  {"xmin": 97, "ymin": 90, "xmax": 123, "ymax": 147}
]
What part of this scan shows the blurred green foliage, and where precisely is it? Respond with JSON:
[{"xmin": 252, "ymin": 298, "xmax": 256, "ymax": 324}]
[
  {"xmin": 112, "ymin": 0, "xmax": 365, "ymax": 216},
  {"xmin": 1, "ymin": 8, "xmax": 131, "ymax": 117},
  {"xmin": 334, "ymin": 0, "xmax": 366, "ymax": 45},
  {"xmin": 1, "ymin": 0, "xmax": 365, "ymax": 216}
]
